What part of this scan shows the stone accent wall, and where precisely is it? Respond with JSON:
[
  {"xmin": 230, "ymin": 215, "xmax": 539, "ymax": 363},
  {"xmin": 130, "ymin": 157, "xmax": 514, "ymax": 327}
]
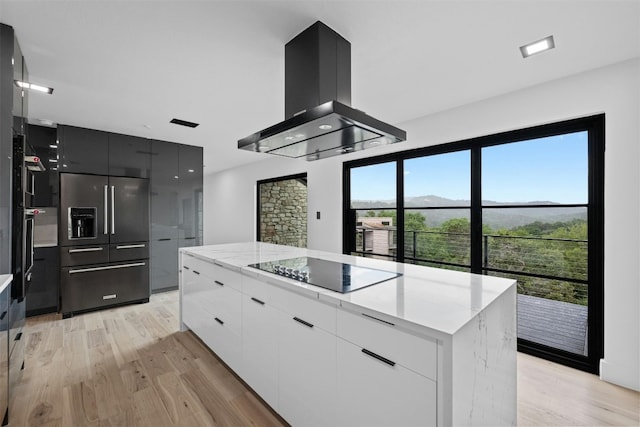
[{"xmin": 260, "ymin": 178, "xmax": 307, "ymax": 248}]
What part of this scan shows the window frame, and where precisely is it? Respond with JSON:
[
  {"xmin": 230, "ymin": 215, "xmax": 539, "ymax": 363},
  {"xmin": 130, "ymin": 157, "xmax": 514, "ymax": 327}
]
[
  {"xmin": 343, "ymin": 114, "xmax": 604, "ymax": 374},
  {"xmin": 256, "ymin": 172, "xmax": 308, "ymax": 246}
]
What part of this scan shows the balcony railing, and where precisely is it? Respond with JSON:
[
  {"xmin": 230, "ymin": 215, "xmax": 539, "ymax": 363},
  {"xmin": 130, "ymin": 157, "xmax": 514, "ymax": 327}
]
[{"xmin": 353, "ymin": 229, "xmax": 590, "ymax": 355}]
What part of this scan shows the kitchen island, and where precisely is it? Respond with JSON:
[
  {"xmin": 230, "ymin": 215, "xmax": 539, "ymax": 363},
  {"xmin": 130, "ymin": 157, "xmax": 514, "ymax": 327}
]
[{"xmin": 179, "ymin": 242, "xmax": 516, "ymax": 426}]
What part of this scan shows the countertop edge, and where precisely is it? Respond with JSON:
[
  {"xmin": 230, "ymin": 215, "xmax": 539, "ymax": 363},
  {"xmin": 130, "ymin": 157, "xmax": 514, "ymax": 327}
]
[{"xmin": 0, "ymin": 274, "xmax": 12, "ymax": 294}]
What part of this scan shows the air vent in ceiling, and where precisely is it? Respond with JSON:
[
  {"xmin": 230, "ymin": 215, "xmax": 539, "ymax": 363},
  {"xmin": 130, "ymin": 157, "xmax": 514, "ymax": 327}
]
[{"xmin": 170, "ymin": 118, "xmax": 199, "ymax": 128}]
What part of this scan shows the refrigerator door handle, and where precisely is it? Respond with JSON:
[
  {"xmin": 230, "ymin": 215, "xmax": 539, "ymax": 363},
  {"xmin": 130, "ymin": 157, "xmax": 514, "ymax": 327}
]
[
  {"xmin": 104, "ymin": 185, "xmax": 108, "ymax": 234},
  {"xmin": 68, "ymin": 262, "xmax": 146, "ymax": 274},
  {"xmin": 111, "ymin": 185, "xmax": 115, "ymax": 235}
]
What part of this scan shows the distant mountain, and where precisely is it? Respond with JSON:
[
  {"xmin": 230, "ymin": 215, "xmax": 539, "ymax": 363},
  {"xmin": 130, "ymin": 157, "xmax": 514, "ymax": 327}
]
[{"xmin": 352, "ymin": 195, "xmax": 586, "ymax": 229}]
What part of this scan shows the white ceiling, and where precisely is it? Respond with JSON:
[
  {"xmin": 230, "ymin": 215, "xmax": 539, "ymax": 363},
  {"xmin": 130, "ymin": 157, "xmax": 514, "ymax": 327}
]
[{"xmin": 2, "ymin": 1, "xmax": 639, "ymax": 174}]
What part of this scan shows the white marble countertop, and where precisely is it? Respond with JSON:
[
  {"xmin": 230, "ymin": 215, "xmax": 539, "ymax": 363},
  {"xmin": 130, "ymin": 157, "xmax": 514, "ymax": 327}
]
[
  {"xmin": 0, "ymin": 274, "xmax": 12, "ymax": 294},
  {"xmin": 180, "ymin": 242, "xmax": 516, "ymax": 337}
]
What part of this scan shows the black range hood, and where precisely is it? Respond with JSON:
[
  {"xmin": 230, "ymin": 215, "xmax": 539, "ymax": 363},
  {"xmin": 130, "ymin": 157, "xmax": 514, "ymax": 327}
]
[{"xmin": 238, "ymin": 21, "xmax": 406, "ymax": 161}]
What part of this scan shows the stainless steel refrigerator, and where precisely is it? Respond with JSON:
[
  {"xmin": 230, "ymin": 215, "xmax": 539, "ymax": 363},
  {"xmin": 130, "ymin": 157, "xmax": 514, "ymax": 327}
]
[{"xmin": 59, "ymin": 173, "xmax": 150, "ymax": 317}]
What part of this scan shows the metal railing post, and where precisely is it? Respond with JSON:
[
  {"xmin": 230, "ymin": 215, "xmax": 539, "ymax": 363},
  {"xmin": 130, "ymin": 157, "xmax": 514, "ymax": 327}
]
[{"xmin": 483, "ymin": 234, "xmax": 489, "ymax": 269}]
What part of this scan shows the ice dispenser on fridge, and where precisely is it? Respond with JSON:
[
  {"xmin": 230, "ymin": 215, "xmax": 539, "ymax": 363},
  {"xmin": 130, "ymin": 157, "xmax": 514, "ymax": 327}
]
[{"xmin": 68, "ymin": 207, "xmax": 97, "ymax": 239}]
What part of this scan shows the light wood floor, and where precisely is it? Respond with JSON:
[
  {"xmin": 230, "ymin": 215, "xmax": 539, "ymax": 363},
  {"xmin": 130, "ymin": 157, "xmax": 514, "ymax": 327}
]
[{"xmin": 10, "ymin": 291, "xmax": 639, "ymax": 426}]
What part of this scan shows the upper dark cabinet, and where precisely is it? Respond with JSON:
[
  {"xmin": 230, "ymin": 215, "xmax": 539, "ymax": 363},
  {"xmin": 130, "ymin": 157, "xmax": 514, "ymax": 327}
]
[
  {"xmin": 108, "ymin": 133, "xmax": 151, "ymax": 178},
  {"xmin": 27, "ymin": 124, "xmax": 59, "ymax": 207},
  {"xmin": 150, "ymin": 140, "xmax": 180, "ymax": 240},
  {"xmin": 58, "ymin": 125, "xmax": 109, "ymax": 175},
  {"xmin": 58, "ymin": 125, "xmax": 151, "ymax": 178}
]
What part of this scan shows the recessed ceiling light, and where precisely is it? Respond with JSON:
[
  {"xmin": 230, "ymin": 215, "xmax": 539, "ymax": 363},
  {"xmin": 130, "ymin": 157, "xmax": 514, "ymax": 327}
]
[
  {"xmin": 15, "ymin": 80, "xmax": 54, "ymax": 94},
  {"xmin": 520, "ymin": 35, "xmax": 555, "ymax": 58},
  {"xmin": 174, "ymin": 175, "xmax": 179, "ymax": 179},
  {"xmin": 170, "ymin": 118, "xmax": 199, "ymax": 128},
  {"xmin": 48, "ymin": 144, "xmax": 58, "ymax": 149},
  {"xmin": 319, "ymin": 124, "xmax": 332, "ymax": 130},
  {"xmin": 188, "ymin": 169, "xmax": 195, "ymax": 173}
]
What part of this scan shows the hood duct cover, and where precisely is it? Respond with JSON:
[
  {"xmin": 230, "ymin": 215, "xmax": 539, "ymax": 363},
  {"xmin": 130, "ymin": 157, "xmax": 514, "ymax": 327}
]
[{"xmin": 238, "ymin": 21, "xmax": 406, "ymax": 161}]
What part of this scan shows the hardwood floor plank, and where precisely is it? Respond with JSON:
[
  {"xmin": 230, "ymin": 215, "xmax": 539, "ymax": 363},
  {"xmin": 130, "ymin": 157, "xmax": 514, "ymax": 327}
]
[
  {"xmin": 180, "ymin": 368, "xmax": 248, "ymax": 426},
  {"xmin": 131, "ymin": 387, "xmax": 173, "ymax": 427},
  {"xmin": 155, "ymin": 370, "xmax": 215, "ymax": 426},
  {"xmin": 89, "ymin": 344, "xmax": 131, "ymax": 421},
  {"xmin": 63, "ymin": 381, "xmax": 99, "ymax": 425}
]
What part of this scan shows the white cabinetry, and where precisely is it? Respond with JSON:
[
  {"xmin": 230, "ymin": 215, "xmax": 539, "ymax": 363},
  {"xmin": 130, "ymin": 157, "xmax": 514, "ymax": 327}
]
[
  {"xmin": 180, "ymin": 255, "xmax": 242, "ymax": 372},
  {"xmin": 335, "ymin": 310, "xmax": 438, "ymax": 427},
  {"xmin": 240, "ymin": 275, "xmax": 278, "ymax": 408},
  {"xmin": 180, "ymin": 244, "xmax": 516, "ymax": 427},
  {"xmin": 276, "ymin": 303, "xmax": 337, "ymax": 426}
]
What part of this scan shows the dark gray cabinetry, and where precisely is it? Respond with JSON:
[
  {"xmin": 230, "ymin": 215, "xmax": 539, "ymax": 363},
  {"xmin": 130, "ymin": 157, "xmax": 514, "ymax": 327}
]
[
  {"xmin": 0, "ymin": 281, "xmax": 8, "ymax": 425},
  {"xmin": 150, "ymin": 140, "xmax": 179, "ymax": 292},
  {"xmin": 27, "ymin": 124, "xmax": 59, "ymax": 207},
  {"xmin": 150, "ymin": 142, "xmax": 202, "ymax": 292},
  {"xmin": 58, "ymin": 125, "xmax": 109, "ymax": 175},
  {"xmin": 58, "ymin": 125, "xmax": 151, "ymax": 178},
  {"xmin": 26, "ymin": 247, "xmax": 59, "ymax": 316},
  {"xmin": 178, "ymin": 145, "xmax": 203, "ymax": 244},
  {"xmin": 108, "ymin": 133, "xmax": 151, "ymax": 178},
  {"xmin": 0, "ymin": 24, "xmax": 15, "ymax": 275}
]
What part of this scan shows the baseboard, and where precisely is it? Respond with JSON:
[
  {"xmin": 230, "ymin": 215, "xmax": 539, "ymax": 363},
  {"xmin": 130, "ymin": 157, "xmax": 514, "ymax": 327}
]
[{"xmin": 600, "ymin": 359, "xmax": 640, "ymax": 391}]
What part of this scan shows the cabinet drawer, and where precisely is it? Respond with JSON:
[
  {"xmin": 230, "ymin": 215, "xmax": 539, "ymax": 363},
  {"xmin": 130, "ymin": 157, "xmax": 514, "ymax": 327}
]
[
  {"xmin": 337, "ymin": 309, "xmax": 437, "ymax": 380},
  {"xmin": 211, "ymin": 264, "xmax": 241, "ymax": 291},
  {"xmin": 199, "ymin": 286, "xmax": 241, "ymax": 336},
  {"xmin": 270, "ymin": 285, "xmax": 336, "ymax": 334},
  {"xmin": 60, "ymin": 245, "xmax": 109, "ymax": 267},
  {"xmin": 61, "ymin": 261, "xmax": 149, "ymax": 315},
  {"xmin": 242, "ymin": 274, "xmax": 269, "ymax": 301},
  {"xmin": 183, "ymin": 256, "xmax": 215, "ymax": 279},
  {"xmin": 199, "ymin": 313, "xmax": 242, "ymax": 372},
  {"xmin": 335, "ymin": 337, "xmax": 436, "ymax": 427},
  {"xmin": 109, "ymin": 242, "xmax": 148, "ymax": 262}
]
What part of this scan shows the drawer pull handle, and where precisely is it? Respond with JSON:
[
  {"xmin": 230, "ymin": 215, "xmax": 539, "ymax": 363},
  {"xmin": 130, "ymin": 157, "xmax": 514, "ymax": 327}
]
[
  {"xmin": 68, "ymin": 262, "xmax": 146, "ymax": 274},
  {"xmin": 250, "ymin": 297, "xmax": 265, "ymax": 305},
  {"xmin": 214, "ymin": 317, "xmax": 224, "ymax": 325},
  {"xmin": 214, "ymin": 280, "xmax": 224, "ymax": 287},
  {"xmin": 293, "ymin": 317, "xmax": 313, "ymax": 328},
  {"xmin": 15, "ymin": 332, "xmax": 22, "ymax": 341},
  {"xmin": 115, "ymin": 244, "xmax": 145, "ymax": 249},
  {"xmin": 362, "ymin": 348, "xmax": 396, "ymax": 367},
  {"xmin": 69, "ymin": 247, "xmax": 104, "ymax": 253},
  {"xmin": 184, "ymin": 237, "xmax": 196, "ymax": 240},
  {"xmin": 362, "ymin": 312, "xmax": 395, "ymax": 327},
  {"xmin": 158, "ymin": 238, "xmax": 171, "ymax": 241},
  {"xmin": 183, "ymin": 266, "xmax": 190, "ymax": 270},
  {"xmin": 103, "ymin": 294, "xmax": 117, "ymax": 300},
  {"xmin": 193, "ymin": 270, "xmax": 200, "ymax": 275},
  {"xmin": 0, "ymin": 311, "xmax": 6, "ymax": 321}
]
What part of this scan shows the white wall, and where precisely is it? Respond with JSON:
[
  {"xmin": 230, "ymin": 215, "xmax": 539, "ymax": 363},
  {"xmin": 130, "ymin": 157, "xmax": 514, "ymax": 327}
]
[{"xmin": 204, "ymin": 58, "xmax": 640, "ymax": 390}]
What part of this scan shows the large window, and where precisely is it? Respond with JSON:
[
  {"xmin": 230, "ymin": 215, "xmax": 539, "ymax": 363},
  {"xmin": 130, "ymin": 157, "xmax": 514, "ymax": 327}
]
[{"xmin": 343, "ymin": 115, "xmax": 604, "ymax": 374}]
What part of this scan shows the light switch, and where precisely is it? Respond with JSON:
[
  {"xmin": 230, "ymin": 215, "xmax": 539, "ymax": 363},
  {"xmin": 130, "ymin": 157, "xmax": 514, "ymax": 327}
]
[{"xmin": 316, "ymin": 211, "xmax": 321, "ymax": 220}]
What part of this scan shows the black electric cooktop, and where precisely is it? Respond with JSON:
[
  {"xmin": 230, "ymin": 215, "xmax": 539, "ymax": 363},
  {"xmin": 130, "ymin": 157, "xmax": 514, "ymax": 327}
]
[{"xmin": 248, "ymin": 256, "xmax": 401, "ymax": 293}]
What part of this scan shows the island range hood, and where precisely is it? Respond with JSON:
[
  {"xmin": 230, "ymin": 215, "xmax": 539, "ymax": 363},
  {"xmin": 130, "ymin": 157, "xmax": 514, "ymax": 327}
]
[{"xmin": 238, "ymin": 21, "xmax": 406, "ymax": 161}]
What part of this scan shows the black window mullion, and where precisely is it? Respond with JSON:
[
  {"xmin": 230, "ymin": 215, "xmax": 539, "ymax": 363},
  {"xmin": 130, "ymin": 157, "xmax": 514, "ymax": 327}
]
[
  {"xmin": 396, "ymin": 158, "xmax": 405, "ymax": 262},
  {"xmin": 470, "ymin": 145, "xmax": 483, "ymax": 274}
]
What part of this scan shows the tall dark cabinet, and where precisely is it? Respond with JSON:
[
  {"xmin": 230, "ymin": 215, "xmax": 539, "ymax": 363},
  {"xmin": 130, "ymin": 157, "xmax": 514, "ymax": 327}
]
[
  {"xmin": 150, "ymin": 141, "xmax": 202, "ymax": 293},
  {"xmin": 26, "ymin": 124, "xmax": 59, "ymax": 317}
]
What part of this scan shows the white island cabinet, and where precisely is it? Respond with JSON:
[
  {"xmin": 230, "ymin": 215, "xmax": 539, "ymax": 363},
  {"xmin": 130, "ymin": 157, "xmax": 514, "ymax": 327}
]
[{"xmin": 179, "ymin": 242, "xmax": 517, "ymax": 427}]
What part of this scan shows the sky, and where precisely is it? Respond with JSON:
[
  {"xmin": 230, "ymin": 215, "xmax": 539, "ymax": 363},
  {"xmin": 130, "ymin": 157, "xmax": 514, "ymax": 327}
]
[{"xmin": 350, "ymin": 131, "xmax": 588, "ymax": 204}]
